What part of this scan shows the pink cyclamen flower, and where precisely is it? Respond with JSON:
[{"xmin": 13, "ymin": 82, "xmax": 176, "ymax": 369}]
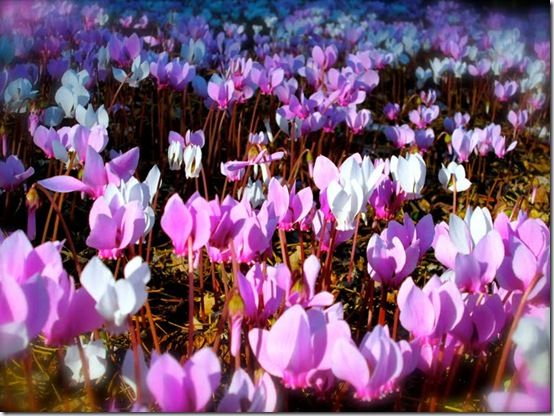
[
  {"xmin": 507, "ymin": 109, "xmax": 528, "ymax": 131},
  {"xmin": 249, "ymin": 304, "xmax": 351, "ymax": 391},
  {"xmin": 384, "ymin": 124, "xmax": 415, "ymax": 148},
  {"xmin": 86, "ymin": 184, "xmax": 146, "ymax": 259},
  {"xmin": 383, "ymin": 102, "xmax": 400, "ymax": 120},
  {"xmin": 279, "ymin": 254, "xmax": 334, "ymax": 308},
  {"xmin": 367, "ymin": 213, "xmax": 434, "ymax": 288},
  {"xmin": 160, "ymin": 192, "xmax": 212, "ymax": 259},
  {"xmin": 345, "ymin": 108, "xmax": 372, "ymax": 134},
  {"xmin": 494, "ymin": 213, "xmax": 550, "ymax": 303},
  {"xmin": 397, "ymin": 275, "xmax": 464, "ymax": 341},
  {"xmin": 331, "ymin": 325, "xmax": 415, "ymax": 401},
  {"xmin": 38, "ymin": 146, "xmax": 139, "ymax": 199},
  {"xmin": 266, "ymin": 177, "xmax": 313, "ymax": 231},
  {"xmin": 146, "ymin": 348, "xmax": 221, "ymax": 412},
  {"xmin": 494, "ymin": 80, "xmax": 518, "ymax": 102},
  {"xmin": 0, "ymin": 155, "xmax": 34, "ymax": 192},
  {"xmin": 207, "ymin": 75, "xmax": 235, "ymax": 110},
  {"xmin": 217, "ymin": 369, "xmax": 278, "ymax": 412},
  {"xmin": 432, "ymin": 207, "xmax": 505, "ymax": 293},
  {"xmin": 451, "ymin": 293, "xmax": 506, "ymax": 350},
  {"xmin": 451, "ymin": 128, "xmax": 478, "ymax": 163}
]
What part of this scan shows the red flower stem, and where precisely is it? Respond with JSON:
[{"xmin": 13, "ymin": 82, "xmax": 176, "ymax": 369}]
[
  {"xmin": 75, "ymin": 337, "xmax": 96, "ymax": 411},
  {"xmin": 377, "ymin": 286, "xmax": 387, "ymax": 326},
  {"xmin": 346, "ymin": 214, "xmax": 361, "ymax": 283},
  {"xmin": 187, "ymin": 237, "xmax": 195, "ymax": 358}
]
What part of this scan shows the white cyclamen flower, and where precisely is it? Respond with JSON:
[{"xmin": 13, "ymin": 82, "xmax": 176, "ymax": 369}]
[
  {"xmin": 438, "ymin": 161, "xmax": 471, "ymax": 192},
  {"xmin": 81, "ymin": 256, "xmax": 151, "ymax": 334}
]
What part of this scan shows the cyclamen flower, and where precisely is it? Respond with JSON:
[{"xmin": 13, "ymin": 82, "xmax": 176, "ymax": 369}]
[
  {"xmin": 33, "ymin": 126, "xmax": 69, "ymax": 162},
  {"xmin": 494, "ymin": 80, "xmax": 518, "ymax": 102},
  {"xmin": 75, "ymin": 104, "xmax": 109, "ymax": 129},
  {"xmin": 80, "ymin": 256, "xmax": 151, "ymax": 334},
  {"xmin": 221, "ymin": 149, "xmax": 285, "ymax": 183},
  {"xmin": 146, "ymin": 348, "xmax": 221, "ymax": 412},
  {"xmin": 249, "ymin": 304, "xmax": 351, "ymax": 391},
  {"xmin": 508, "ymin": 109, "xmax": 528, "ymax": 131},
  {"xmin": 408, "ymin": 105, "xmax": 439, "ymax": 129},
  {"xmin": 113, "ymin": 56, "xmax": 150, "ymax": 88},
  {"xmin": 266, "ymin": 177, "xmax": 313, "ymax": 231},
  {"xmin": 207, "ymin": 75, "xmax": 235, "ymax": 110},
  {"xmin": 367, "ymin": 213, "xmax": 434, "ymax": 288},
  {"xmin": 38, "ymin": 146, "xmax": 139, "ymax": 200},
  {"xmin": 0, "ymin": 155, "xmax": 34, "ymax": 192},
  {"xmin": 369, "ymin": 177, "xmax": 405, "ymax": 220},
  {"xmin": 389, "ymin": 153, "xmax": 426, "ymax": 199},
  {"xmin": 313, "ymin": 154, "xmax": 384, "ymax": 231},
  {"xmin": 494, "ymin": 213, "xmax": 550, "ymax": 302},
  {"xmin": 345, "ymin": 108, "xmax": 372, "ymax": 134},
  {"xmin": 218, "ymin": 369, "xmax": 277, "ymax": 412},
  {"xmin": 332, "ymin": 325, "xmax": 415, "ymax": 401},
  {"xmin": 383, "ymin": 102, "xmax": 400, "ymax": 120},
  {"xmin": 397, "ymin": 276, "xmax": 464, "ymax": 341},
  {"xmin": 384, "ymin": 124, "xmax": 414, "ymax": 148},
  {"xmin": 444, "ymin": 112, "xmax": 470, "ymax": 133},
  {"xmin": 86, "ymin": 184, "xmax": 146, "ymax": 259},
  {"xmin": 451, "ymin": 128, "xmax": 478, "ymax": 163},
  {"xmin": 54, "ymin": 70, "xmax": 90, "ymax": 118},
  {"xmin": 160, "ymin": 192, "xmax": 212, "ymax": 259},
  {"xmin": 64, "ymin": 338, "xmax": 107, "ymax": 383},
  {"xmin": 433, "ymin": 207, "xmax": 505, "ymax": 293},
  {"xmin": 452, "ymin": 293, "xmax": 506, "ymax": 350},
  {"xmin": 4, "ymin": 78, "xmax": 38, "ymax": 113},
  {"xmin": 280, "ymin": 255, "xmax": 334, "ymax": 308},
  {"xmin": 438, "ymin": 161, "xmax": 471, "ymax": 192}
]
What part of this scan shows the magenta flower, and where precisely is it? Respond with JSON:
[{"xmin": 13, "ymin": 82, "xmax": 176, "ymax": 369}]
[
  {"xmin": 397, "ymin": 275, "xmax": 464, "ymax": 341},
  {"xmin": 237, "ymin": 262, "xmax": 289, "ymax": 322},
  {"xmin": 0, "ymin": 155, "xmax": 34, "ymax": 192},
  {"xmin": 160, "ymin": 192, "xmax": 212, "ymax": 260},
  {"xmin": 205, "ymin": 196, "xmax": 277, "ymax": 263},
  {"xmin": 367, "ymin": 213, "xmax": 434, "ymax": 288},
  {"xmin": 451, "ymin": 127, "xmax": 478, "ymax": 163},
  {"xmin": 433, "ymin": 207, "xmax": 505, "ymax": 292},
  {"xmin": 408, "ymin": 105, "xmax": 439, "ymax": 129},
  {"xmin": 494, "ymin": 213, "xmax": 550, "ymax": 302},
  {"xmin": 221, "ymin": 149, "xmax": 285, "ymax": 182},
  {"xmin": 279, "ymin": 254, "xmax": 334, "ymax": 308},
  {"xmin": 345, "ymin": 108, "xmax": 372, "ymax": 134},
  {"xmin": 266, "ymin": 177, "xmax": 313, "ymax": 231},
  {"xmin": 108, "ymin": 33, "xmax": 142, "ymax": 66},
  {"xmin": 451, "ymin": 293, "xmax": 506, "ymax": 350},
  {"xmin": 250, "ymin": 64, "xmax": 284, "ymax": 95},
  {"xmin": 39, "ymin": 146, "xmax": 139, "ymax": 199},
  {"xmin": 249, "ymin": 304, "xmax": 351, "ymax": 390},
  {"xmin": 332, "ymin": 325, "xmax": 414, "ymax": 401},
  {"xmin": 217, "ymin": 369, "xmax": 277, "ymax": 412},
  {"xmin": 494, "ymin": 80, "xmax": 518, "ymax": 102},
  {"xmin": 384, "ymin": 124, "xmax": 415, "ymax": 148},
  {"xmin": 146, "ymin": 348, "xmax": 221, "ymax": 412},
  {"xmin": 33, "ymin": 125, "xmax": 69, "ymax": 161},
  {"xmin": 207, "ymin": 75, "xmax": 235, "ymax": 110},
  {"xmin": 383, "ymin": 102, "xmax": 400, "ymax": 120},
  {"xmin": 368, "ymin": 177, "xmax": 405, "ymax": 220},
  {"xmin": 86, "ymin": 184, "xmax": 146, "ymax": 259},
  {"xmin": 468, "ymin": 59, "xmax": 491, "ymax": 77},
  {"xmin": 311, "ymin": 44, "xmax": 338, "ymax": 70},
  {"xmin": 508, "ymin": 109, "xmax": 528, "ymax": 131}
]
